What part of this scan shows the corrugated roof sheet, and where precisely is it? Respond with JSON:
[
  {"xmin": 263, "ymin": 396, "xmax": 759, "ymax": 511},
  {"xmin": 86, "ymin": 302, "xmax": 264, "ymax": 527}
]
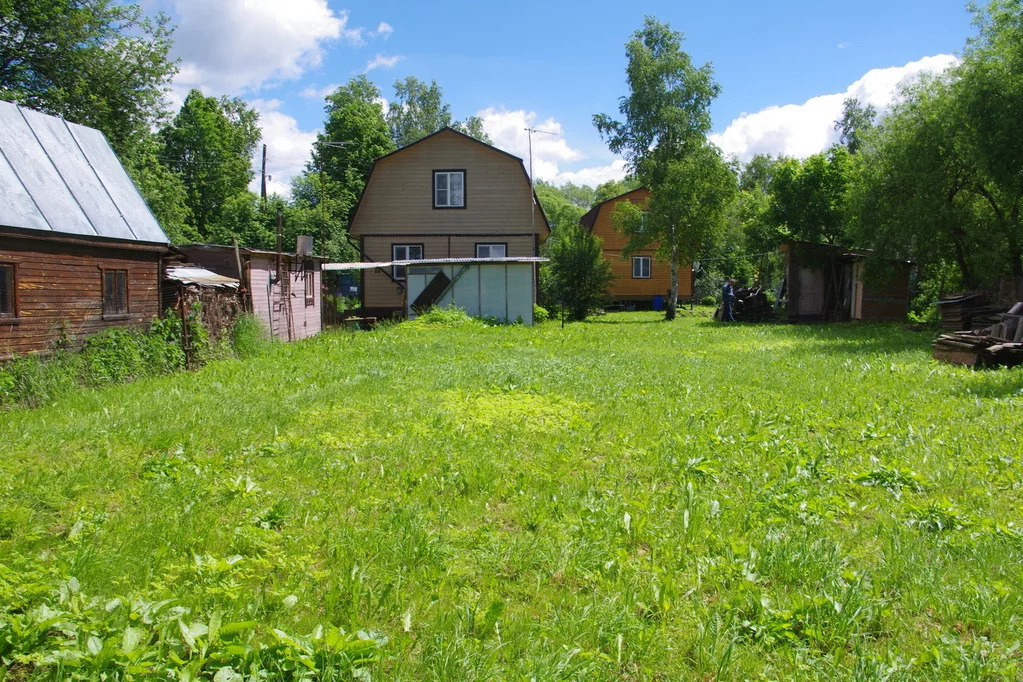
[
  {"xmin": 0, "ymin": 100, "xmax": 169, "ymax": 244},
  {"xmin": 165, "ymin": 265, "xmax": 239, "ymax": 288},
  {"xmin": 323, "ymin": 257, "xmax": 549, "ymax": 271}
]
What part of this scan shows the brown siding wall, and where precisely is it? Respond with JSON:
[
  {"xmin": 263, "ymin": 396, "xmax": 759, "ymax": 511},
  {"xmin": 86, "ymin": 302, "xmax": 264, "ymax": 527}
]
[
  {"xmin": 860, "ymin": 267, "xmax": 910, "ymax": 321},
  {"xmin": 1, "ymin": 235, "xmax": 162, "ymax": 358},
  {"xmin": 352, "ymin": 131, "xmax": 546, "ymax": 238},
  {"xmin": 588, "ymin": 189, "xmax": 690, "ymax": 301},
  {"xmin": 361, "ymin": 234, "xmax": 536, "ymax": 309}
]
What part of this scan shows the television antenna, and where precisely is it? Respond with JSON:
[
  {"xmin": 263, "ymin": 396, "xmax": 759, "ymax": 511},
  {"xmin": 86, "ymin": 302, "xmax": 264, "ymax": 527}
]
[{"xmin": 524, "ymin": 127, "xmax": 556, "ymax": 234}]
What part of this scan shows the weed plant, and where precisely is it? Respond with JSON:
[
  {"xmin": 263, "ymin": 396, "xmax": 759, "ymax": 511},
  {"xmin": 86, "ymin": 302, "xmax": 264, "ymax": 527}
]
[{"xmin": 1, "ymin": 313, "xmax": 1022, "ymax": 679}]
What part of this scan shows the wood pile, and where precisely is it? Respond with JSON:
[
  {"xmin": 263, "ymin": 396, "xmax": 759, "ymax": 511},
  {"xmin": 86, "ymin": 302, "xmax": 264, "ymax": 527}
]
[
  {"xmin": 933, "ymin": 302, "xmax": 1023, "ymax": 367},
  {"xmin": 935, "ymin": 291, "xmax": 1004, "ymax": 331},
  {"xmin": 715, "ymin": 285, "xmax": 776, "ymax": 322}
]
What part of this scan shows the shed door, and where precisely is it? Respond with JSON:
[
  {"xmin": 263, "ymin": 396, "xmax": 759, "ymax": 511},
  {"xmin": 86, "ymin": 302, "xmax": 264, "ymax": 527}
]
[{"xmin": 798, "ymin": 267, "xmax": 824, "ymax": 316}]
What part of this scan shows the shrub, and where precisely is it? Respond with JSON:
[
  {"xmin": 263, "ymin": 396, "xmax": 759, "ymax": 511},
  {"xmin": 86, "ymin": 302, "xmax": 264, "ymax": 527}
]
[
  {"xmin": 1, "ymin": 304, "xmax": 269, "ymax": 410},
  {"xmin": 700, "ymin": 295, "xmax": 717, "ymax": 306},
  {"xmin": 405, "ymin": 306, "xmax": 490, "ymax": 329},
  {"xmin": 533, "ymin": 304, "xmax": 550, "ymax": 323},
  {"xmin": 231, "ymin": 314, "xmax": 268, "ymax": 358},
  {"xmin": 546, "ymin": 224, "xmax": 614, "ymax": 321}
]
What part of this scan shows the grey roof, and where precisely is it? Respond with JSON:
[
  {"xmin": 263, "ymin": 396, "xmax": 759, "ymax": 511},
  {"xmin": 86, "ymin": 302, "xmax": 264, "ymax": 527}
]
[{"xmin": 0, "ymin": 100, "xmax": 168, "ymax": 244}]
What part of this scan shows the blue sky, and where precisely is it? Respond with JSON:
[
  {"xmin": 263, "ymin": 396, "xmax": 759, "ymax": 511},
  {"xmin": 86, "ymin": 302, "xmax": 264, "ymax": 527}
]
[{"xmin": 154, "ymin": 0, "xmax": 974, "ymax": 193}]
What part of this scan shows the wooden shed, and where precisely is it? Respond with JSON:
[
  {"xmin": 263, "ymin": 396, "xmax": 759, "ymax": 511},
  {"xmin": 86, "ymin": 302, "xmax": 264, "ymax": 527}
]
[
  {"xmin": 0, "ymin": 101, "xmax": 169, "ymax": 359},
  {"xmin": 177, "ymin": 244, "xmax": 322, "ymax": 342},
  {"xmin": 780, "ymin": 241, "xmax": 913, "ymax": 322}
]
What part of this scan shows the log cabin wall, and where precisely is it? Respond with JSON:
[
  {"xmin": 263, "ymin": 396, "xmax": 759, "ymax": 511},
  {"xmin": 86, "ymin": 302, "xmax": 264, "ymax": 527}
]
[{"xmin": 0, "ymin": 234, "xmax": 162, "ymax": 358}]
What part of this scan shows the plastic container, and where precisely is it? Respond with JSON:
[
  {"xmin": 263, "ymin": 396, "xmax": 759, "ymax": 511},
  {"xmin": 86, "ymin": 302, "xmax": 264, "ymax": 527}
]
[{"xmin": 652, "ymin": 295, "xmax": 664, "ymax": 311}]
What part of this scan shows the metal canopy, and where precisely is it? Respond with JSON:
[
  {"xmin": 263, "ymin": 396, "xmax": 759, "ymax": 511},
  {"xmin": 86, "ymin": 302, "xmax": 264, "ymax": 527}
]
[
  {"xmin": 323, "ymin": 257, "xmax": 549, "ymax": 271},
  {"xmin": 0, "ymin": 100, "xmax": 169, "ymax": 244},
  {"xmin": 165, "ymin": 265, "xmax": 239, "ymax": 288}
]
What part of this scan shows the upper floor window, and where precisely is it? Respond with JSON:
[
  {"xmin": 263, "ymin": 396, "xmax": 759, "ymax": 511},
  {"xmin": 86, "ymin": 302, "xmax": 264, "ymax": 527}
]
[
  {"xmin": 0, "ymin": 264, "xmax": 15, "ymax": 317},
  {"xmin": 476, "ymin": 243, "xmax": 506, "ymax": 259},
  {"xmin": 393, "ymin": 244, "xmax": 424, "ymax": 280},
  {"xmin": 632, "ymin": 256, "xmax": 651, "ymax": 279},
  {"xmin": 102, "ymin": 269, "xmax": 128, "ymax": 317},
  {"xmin": 434, "ymin": 170, "xmax": 465, "ymax": 208}
]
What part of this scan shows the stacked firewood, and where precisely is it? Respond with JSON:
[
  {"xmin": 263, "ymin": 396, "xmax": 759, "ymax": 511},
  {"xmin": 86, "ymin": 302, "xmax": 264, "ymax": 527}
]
[
  {"xmin": 714, "ymin": 285, "xmax": 776, "ymax": 322},
  {"xmin": 933, "ymin": 302, "xmax": 1023, "ymax": 367}
]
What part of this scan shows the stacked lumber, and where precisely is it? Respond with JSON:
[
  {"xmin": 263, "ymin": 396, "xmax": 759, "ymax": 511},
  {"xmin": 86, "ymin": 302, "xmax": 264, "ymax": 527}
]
[
  {"xmin": 935, "ymin": 291, "xmax": 1004, "ymax": 331},
  {"xmin": 933, "ymin": 301, "xmax": 1023, "ymax": 367}
]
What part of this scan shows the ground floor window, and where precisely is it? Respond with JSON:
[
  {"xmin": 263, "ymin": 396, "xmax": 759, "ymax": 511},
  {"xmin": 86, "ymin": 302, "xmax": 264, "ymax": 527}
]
[
  {"xmin": 475, "ymin": 243, "xmax": 507, "ymax": 259},
  {"xmin": 0, "ymin": 264, "xmax": 15, "ymax": 317},
  {"xmin": 632, "ymin": 256, "xmax": 651, "ymax": 279},
  {"xmin": 102, "ymin": 269, "xmax": 128, "ymax": 317},
  {"xmin": 392, "ymin": 244, "xmax": 423, "ymax": 280}
]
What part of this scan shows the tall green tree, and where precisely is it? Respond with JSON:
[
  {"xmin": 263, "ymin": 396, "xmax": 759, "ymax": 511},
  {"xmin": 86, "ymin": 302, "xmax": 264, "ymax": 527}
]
[
  {"xmin": 160, "ymin": 90, "xmax": 260, "ymax": 239},
  {"xmin": 613, "ymin": 143, "xmax": 737, "ymax": 301},
  {"xmin": 954, "ymin": 0, "xmax": 1023, "ymax": 297},
  {"xmin": 387, "ymin": 76, "xmax": 452, "ymax": 147},
  {"xmin": 768, "ymin": 146, "xmax": 853, "ymax": 245},
  {"xmin": 0, "ymin": 0, "xmax": 177, "ymax": 156},
  {"xmin": 304, "ymin": 76, "xmax": 394, "ymax": 258},
  {"xmin": 594, "ymin": 16, "xmax": 723, "ymax": 319},
  {"xmin": 834, "ymin": 97, "xmax": 877, "ymax": 154},
  {"xmin": 451, "ymin": 115, "xmax": 493, "ymax": 144},
  {"xmin": 593, "ymin": 176, "xmax": 642, "ymax": 203},
  {"xmin": 534, "ymin": 181, "xmax": 587, "ymax": 233}
]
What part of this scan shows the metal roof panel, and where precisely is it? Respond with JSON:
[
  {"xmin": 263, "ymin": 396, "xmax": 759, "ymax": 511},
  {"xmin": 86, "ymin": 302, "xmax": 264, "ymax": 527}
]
[{"xmin": 0, "ymin": 100, "xmax": 169, "ymax": 244}]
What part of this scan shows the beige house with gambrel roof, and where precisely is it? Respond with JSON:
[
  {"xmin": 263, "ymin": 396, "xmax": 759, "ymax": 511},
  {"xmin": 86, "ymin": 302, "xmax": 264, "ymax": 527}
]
[{"xmin": 349, "ymin": 127, "xmax": 550, "ymax": 316}]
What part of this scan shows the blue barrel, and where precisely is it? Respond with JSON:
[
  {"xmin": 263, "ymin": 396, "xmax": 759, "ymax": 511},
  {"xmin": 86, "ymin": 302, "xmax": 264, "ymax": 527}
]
[{"xmin": 652, "ymin": 295, "xmax": 664, "ymax": 311}]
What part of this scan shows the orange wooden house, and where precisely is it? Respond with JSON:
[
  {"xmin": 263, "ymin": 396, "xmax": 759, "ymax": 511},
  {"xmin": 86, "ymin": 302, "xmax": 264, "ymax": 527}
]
[{"xmin": 579, "ymin": 187, "xmax": 691, "ymax": 307}]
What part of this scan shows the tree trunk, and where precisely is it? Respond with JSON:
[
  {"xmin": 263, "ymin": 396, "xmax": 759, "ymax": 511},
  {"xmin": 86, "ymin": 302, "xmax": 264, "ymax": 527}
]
[{"xmin": 667, "ymin": 255, "xmax": 678, "ymax": 321}]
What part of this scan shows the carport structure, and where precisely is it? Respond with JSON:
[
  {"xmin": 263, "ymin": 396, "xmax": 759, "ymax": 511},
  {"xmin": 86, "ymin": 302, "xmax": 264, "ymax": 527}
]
[{"xmin": 324, "ymin": 257, "xmax": 546, "ymax": 325}]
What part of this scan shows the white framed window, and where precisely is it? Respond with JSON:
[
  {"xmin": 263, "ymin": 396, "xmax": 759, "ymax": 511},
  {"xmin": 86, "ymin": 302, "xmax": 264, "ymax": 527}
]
[
  {"xmin": 392, "ymin": 244, "xmax": 423, "ymax": 280},
  {"xmin": 433, "ymin": 170, "xmax": 465, "ymax": 208},
  {"xmin": 632, "ymin": 256, "xmax": 651, "ymax": 279},
  {"xmin": 475, "ymin": 243, "xmax": 507, "ymax": 259},
  {"xmin": 639, "ymin": 210, "xmax": 649, "ymax": 232}
]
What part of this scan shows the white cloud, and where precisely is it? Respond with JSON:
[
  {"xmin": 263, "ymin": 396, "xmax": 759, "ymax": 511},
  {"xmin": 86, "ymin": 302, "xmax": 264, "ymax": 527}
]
[
  {"xmin": 248, "ymin": 99, "xmax": 318, "ymax": 197},
  {"xmin": 365, "ymin": 54, "xmax": 403, "ymax": 72},
  {"xmin": 838, "ymin": 42, "xmax": 849, "ymax": 49},
  {"xmin": 554, "ymin": 160, "xmax": 630, "ymax": 187},
  {"xmin": 372, "ymin": 21, "xmax": 393, "ymax": 39},
  {"xmin": 477, "ymin": 107, "xmax": 627, "ymax": 187},
  {"xmin": 168, "ymin": 0, "xmax": 361, "ymax": 95},
  {"xmin": 300, "ymin": 83, "xmax": 340, "ymax": 100},
  {"xmin": 710, "ymin": 54, "xmax": 958, "ymax": 162}
]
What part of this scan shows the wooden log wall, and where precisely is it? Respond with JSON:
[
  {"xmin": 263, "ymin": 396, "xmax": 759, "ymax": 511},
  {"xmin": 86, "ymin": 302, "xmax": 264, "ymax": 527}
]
[{"xmin": 0, "ymin": 234, "xmax": 162, "ymax": 358}]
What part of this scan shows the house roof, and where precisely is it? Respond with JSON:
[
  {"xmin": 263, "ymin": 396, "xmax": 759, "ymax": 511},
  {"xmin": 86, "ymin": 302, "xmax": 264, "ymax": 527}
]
[
  {"xmin": 349, "ymin": 126, "xmax": 551, "ymax": 234},
  {"xmin": 579, "ymin": 186, "xmax": 649, "ymax": 232},
  {"xmin": 0, "ymin": 100, "xmax": 169, "ymax": 245}
]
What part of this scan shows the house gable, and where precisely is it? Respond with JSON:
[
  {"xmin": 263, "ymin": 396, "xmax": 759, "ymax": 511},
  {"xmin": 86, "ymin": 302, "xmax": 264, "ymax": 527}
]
[{"xmin": 350, "ymin": 127, "xmax": 549, "ymax": 238}]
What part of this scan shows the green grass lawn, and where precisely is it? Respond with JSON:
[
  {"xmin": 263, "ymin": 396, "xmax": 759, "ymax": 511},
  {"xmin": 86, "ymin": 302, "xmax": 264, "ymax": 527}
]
[{"xmin": 2, "ymin": 310, "xmax": 1023, "ymax": 680}]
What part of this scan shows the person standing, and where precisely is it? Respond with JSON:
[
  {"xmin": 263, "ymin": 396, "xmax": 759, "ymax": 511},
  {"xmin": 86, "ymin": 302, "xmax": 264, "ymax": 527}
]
[{"xmin": 721, "ymin": 278, "xmax": 736, "ymax": 322}]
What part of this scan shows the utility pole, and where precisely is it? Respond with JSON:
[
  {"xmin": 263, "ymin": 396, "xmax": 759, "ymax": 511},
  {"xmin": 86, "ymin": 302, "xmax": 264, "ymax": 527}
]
[
  {"xmin": 317, "ymin": 140, "xmax": 352, "ymax": 258},
  {"xmin": 524, "ymin": 127, "xmax": 556, "ymax": 235},
  {"xmin": 260, "ymin": 144, "xmax": 268, "ymax": 210}
]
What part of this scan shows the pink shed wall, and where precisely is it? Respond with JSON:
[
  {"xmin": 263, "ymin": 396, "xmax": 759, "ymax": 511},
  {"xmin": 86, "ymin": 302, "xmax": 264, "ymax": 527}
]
[{"xmin": 249, "ymin": 255, "xmax": 321, "ymax": 341}]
